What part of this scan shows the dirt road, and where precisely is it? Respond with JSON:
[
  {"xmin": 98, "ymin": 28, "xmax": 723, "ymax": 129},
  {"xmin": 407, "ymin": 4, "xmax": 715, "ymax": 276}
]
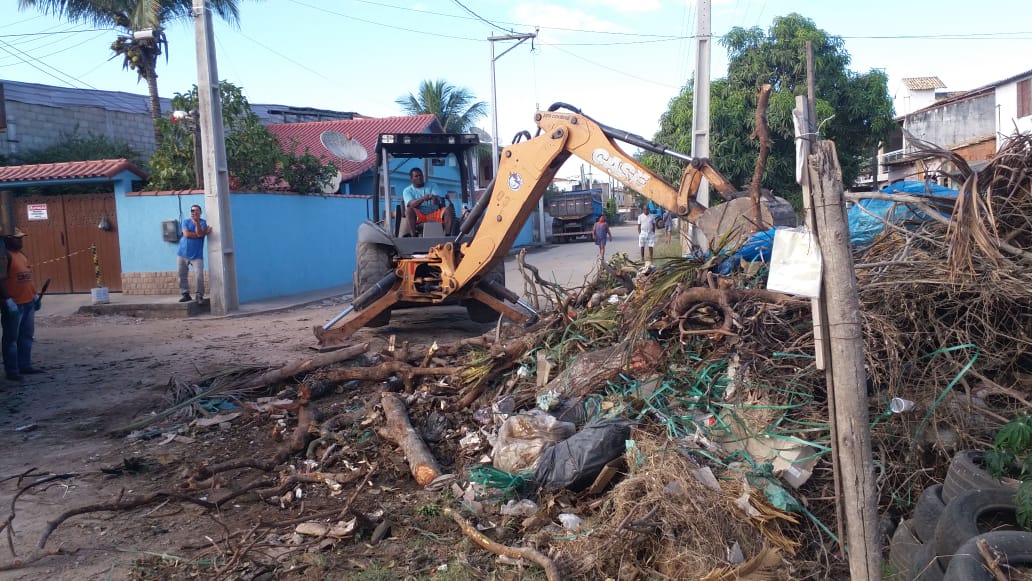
[{"xmin": 0, "ymin": 226, "xmax": 644, "ymax": 579}]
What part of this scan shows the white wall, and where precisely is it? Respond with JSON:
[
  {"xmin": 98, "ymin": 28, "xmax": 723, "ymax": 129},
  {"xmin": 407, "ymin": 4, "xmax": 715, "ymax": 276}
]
[{"xmin": 994, "ymin": 77, "xmax": 1032, "ymax": 147}]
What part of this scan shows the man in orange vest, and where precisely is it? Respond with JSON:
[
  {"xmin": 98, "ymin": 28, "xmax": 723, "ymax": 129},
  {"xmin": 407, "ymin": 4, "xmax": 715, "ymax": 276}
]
[{"xmin": 1, "ymin": 228, "xmax": 40, "ymax": 381}]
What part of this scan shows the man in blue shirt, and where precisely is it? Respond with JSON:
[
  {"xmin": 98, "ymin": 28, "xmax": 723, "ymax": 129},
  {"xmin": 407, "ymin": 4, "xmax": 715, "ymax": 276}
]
[
  {"xmin": 402, "ymin": 168, "xmax": 453, "ymax": 235},
  {"xmin": 177, "ymin": 204, "xmax": 213, "ymax": 302}
]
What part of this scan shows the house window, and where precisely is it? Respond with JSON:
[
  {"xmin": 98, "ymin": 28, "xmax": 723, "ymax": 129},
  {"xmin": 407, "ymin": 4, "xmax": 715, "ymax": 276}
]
[{"xmin": 1019, "ymin": 78, "xmax": 1032, "ymax": 118}]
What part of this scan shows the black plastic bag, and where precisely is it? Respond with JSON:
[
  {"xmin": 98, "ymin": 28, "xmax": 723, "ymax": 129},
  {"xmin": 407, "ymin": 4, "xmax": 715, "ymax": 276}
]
[{"xmin": 534, "ymin": 418, "xmax": 632, "ymax": 492}]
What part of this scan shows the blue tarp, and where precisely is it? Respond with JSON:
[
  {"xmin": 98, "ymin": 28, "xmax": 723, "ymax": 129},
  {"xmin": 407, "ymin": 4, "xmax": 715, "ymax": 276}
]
[
  {"xmin": 847, "ymin": 181, "xmax": 958, "ymax": 247},
  {"xmin": 716, "ymin": 181, "xmax": 959, "ymax": 274}
]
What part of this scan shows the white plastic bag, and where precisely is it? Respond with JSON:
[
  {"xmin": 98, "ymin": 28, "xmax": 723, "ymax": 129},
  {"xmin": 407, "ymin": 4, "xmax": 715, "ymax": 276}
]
[
  {"xmin": 493, "ymin": 410, "xmax": 576, "ymax": 473},
  {"xmin": 766, "ymin": 227, "xmax": 822, "ymax": 298}
]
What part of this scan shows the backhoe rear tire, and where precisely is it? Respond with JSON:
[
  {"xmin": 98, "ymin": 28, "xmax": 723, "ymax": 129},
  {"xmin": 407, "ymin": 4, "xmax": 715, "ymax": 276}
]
[
  {"xmin": 354, "ymin": 241, "xmax": 392, "ymax": 328},
  {"xmin": 465, "ymin": 264, "xmax": 505, "ymax": 324}
]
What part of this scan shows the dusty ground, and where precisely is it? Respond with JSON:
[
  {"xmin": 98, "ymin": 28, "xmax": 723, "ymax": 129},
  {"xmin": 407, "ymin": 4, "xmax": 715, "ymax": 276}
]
[{"xmin": 0, "ymin": 228, "xmax": 645, "ymax": 580}]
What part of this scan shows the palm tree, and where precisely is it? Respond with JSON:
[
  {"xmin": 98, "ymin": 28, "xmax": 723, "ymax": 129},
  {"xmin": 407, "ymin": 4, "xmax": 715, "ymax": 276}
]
[
  {"xmin": 395, "ymin": 79, "xmax": 487, "ymax": 133},
  {"xmin": 18, "ymin": 0, "xmax": 244, "ymax": 146}
]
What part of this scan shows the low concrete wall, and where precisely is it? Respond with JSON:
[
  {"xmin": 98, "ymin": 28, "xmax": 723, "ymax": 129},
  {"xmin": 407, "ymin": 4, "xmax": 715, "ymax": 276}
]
[{"xmin": 117, "ymin": 190, "xmax": 365, "ymax": 302}]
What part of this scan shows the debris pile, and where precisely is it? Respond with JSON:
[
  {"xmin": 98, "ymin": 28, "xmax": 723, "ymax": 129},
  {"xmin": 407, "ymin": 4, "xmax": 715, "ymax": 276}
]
[{"xmin": 4, "ymin": 133, "xmax": 1030, "ymax": 580}]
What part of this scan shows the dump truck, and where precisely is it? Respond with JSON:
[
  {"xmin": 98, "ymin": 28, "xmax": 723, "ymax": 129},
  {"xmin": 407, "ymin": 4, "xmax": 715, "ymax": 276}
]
[
  {"xmin": 547, "ymin": 188, "xmax": 605, "ymax": 243},
  {"xmin": 315, "ymin": 103, "xmax": 795, "ymax": 348}
]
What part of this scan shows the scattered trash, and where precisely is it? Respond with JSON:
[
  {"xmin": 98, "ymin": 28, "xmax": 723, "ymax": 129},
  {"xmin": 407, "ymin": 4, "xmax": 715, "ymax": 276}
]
[
  {"xmin": 493, "ymin": 410, "xmax": 576, "ymax": 473},
  {"xmin": 535, "ymin": 418, "xmax": 632, "ymax": 492},
  {"xmin": 194, "ymin": 412, "xmax": 241, "ymax": 428},
  {"xmin": 294, "ymin": 518, "xmax": 356, "ymax": 539}
]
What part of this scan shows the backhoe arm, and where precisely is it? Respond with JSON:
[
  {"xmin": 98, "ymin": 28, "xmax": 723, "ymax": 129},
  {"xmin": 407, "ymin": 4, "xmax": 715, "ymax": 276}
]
[{"xmin": 447, "ymin": 105, "xmax": 739, "ymax": 290}]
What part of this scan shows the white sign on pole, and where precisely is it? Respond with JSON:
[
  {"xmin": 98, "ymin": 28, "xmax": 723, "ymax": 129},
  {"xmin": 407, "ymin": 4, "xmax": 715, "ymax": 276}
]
[
  {"xmin": 767, "ymin": 227, "xmax": 823, "ymax": 298},
  {"xmin": 27, "ymin": 204, "xmax": 48, "ymax": 221}
]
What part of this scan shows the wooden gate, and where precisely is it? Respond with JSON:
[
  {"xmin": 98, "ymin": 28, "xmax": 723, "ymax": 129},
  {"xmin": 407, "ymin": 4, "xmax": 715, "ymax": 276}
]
[{"xmin": 15, "ymin": 194, "xmax": 122, "ymax": 293}]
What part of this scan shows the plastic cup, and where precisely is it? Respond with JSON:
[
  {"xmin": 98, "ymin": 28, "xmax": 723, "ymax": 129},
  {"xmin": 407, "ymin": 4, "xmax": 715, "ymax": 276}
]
[{"xmin": 890, "ymin": 397, "xmax": 915, "ymax": 413}]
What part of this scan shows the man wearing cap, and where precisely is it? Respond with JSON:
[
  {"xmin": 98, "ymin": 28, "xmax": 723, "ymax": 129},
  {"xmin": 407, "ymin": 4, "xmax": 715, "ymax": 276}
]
[{"xmin": 0, "ymin": 228, "xmax": 40, "ymax": 381}]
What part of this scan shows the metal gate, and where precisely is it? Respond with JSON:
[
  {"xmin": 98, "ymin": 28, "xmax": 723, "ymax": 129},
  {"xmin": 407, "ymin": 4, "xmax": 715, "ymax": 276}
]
[{"xmin": 15, "ymin": 194, "xmax": 122, "ymax": 293}]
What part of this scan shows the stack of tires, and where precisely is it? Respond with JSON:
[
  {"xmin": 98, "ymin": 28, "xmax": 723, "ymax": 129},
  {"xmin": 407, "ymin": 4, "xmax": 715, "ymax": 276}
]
[{"xmin": 888, "ymin": 450, "xmax": 1030, "ymax": 580}]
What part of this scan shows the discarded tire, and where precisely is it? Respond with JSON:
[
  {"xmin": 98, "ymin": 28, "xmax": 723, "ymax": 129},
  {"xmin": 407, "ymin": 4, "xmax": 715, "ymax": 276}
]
[
  {"xmin": 943, "ymin": 531, "xmax": 1032, "ymax": 580},
  {"xmin": 911, "ymin": 541, "xmax": 945, "ymax": 581},
  {"xmin": 889, "ymin": 519, "xmax": 921, "ymax": 579},
  {"xmin": 933, "ymin": 488, "xmax": 1020, "ymax": 569},
  {"xmin": 912, "ymin": 484, "xmax": 946, "ymax": 543},
  {"xmin": 942, "ymin": 450, "xmax": 1016, "ymax": 503}
]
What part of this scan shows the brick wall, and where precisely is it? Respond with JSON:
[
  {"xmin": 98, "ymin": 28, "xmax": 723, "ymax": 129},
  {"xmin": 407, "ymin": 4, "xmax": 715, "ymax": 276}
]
[
  {"xmin": 121, "ymin": 270, "xmax": 207, "ymax": 295},
  {"xmin": 2, "ymin": 101, "xmax": 157, "ymax": 159}
]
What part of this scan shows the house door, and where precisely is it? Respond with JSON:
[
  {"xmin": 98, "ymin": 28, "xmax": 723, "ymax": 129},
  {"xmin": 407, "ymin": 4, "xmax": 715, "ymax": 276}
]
[{"xmin": 15, "ymin": 194, "xmax": 122, "ymax": 293}]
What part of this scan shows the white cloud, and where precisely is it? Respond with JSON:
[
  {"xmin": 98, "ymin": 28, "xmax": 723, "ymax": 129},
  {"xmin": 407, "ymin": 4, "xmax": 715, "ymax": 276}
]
[{"xmin": 510, "ymin": 3, "xmax": 629, "ymax": 35}]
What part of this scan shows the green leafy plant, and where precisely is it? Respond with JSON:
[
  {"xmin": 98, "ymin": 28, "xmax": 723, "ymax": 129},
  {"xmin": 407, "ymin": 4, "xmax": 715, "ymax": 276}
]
[
  {"xmin": 416, "ymin": 503, "xmax": 442, "ymax": 518},
  {"xmin": 147, "ymin": 81, "xmax": 337, "ymax": 193},
  {"xmin": 985, "ymin": 414, "xmax": 1032, "ymax": 530}
]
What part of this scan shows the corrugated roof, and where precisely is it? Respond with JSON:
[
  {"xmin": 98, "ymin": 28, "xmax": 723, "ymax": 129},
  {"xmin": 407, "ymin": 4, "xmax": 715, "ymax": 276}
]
[
  {"xmin": 0, "ymin": 159, "xmax": 148, "ymax": 183},
  {"xmin": 1, "ymin": 79, "xmax": 165, "ymax": 115},
  {"xmin": 267, "ymin": 115, "xmax": 440, "ymax": 181},
  {"xmin": 902, "ymin": 77, "xmax": 946, "ymax": 90},
  {"xmin": 1, "ymin": 79, "xmax": 359, "ymax": 125}
]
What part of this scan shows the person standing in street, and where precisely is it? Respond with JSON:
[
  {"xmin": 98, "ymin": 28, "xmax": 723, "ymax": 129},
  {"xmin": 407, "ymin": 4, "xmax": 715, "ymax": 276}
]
[
  {"xmin": 178, "ymin": 204, "xmax": 213, "ymax": 302},
  {"xmin": 1, "ymin": 228, "xmax": 39, "ymax": 381},
  {"xmin": 592, "ymin": 215, "xmax": 612, "ymax": 260},
  {"xmin": 663, "ymin": 210, "xmax": 674, "ymax": 243},
  {"xmin": 637, "ymin": 205, "xmax": 657, "ymax": 262}
]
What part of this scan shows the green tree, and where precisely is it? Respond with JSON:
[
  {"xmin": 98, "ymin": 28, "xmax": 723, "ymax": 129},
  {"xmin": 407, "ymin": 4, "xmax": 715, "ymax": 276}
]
[
  {"xmin": 148, "ymin": 81, "xmax": 336, "ymax": 193},
  {"xmin": 395, "ymin": 79, "xmax": 488, "ymax": 133},
  {"xmin": 18, "ymin": 0, "xmax": 247, "ymax": 145},
  {"xmin": 643, "ymin": 13, "xmax": 894, "ymax": 206}
]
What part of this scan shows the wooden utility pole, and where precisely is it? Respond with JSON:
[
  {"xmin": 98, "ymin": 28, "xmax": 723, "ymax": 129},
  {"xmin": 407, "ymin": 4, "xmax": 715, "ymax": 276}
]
[
  {"xmin": 809, "ymin": 141, "xmax": 881, "ymax": 579},
  {"xmin": 0, "ymin": 190, "xmax": 13, "ymax": 235},
  {"xmin": 193, "ymin": 0, "xmax": 237, "ymax": 314}
]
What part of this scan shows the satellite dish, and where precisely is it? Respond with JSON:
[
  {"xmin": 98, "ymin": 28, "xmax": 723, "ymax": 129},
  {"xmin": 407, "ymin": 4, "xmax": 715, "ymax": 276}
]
[{"xmin": 320, "ymin": 131, "xmax": 368, "ymax": 162}]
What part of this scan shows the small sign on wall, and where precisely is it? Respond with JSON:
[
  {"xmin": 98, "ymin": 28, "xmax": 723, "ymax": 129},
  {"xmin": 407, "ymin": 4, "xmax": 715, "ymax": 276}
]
[{"xmin": 27, "ymin": 204, "xmax": 48, "ymax": 221}]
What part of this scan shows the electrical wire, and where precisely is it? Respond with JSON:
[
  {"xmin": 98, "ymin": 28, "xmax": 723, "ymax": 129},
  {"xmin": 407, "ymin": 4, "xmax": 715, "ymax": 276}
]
[
  {"xmin": 544, "ymin": 43, "xmax": 681, "ymax": 90},
  {"xmin": 285, "ymin": 0, "xmax": 482, "ymax": 42},
  {"xmin": 449, "ymin": 0, "xmax": 513, "ymax": 34}
]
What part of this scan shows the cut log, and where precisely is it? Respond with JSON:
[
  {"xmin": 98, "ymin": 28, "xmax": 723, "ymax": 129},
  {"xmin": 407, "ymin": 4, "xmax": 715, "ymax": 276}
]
[
  {"xmin": 379, "ymin": 392, "xmax": 441, "ymax": 486},
  {"xmin": 539, "ymin": 339, "xmax": 663, "ymax": 400}
]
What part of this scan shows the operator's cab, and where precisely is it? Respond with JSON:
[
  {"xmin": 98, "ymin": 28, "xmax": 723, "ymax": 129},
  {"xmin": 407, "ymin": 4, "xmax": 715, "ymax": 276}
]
[{"xmin": 370, "ymin": 132, "xmax": 481, "ymax": 241}]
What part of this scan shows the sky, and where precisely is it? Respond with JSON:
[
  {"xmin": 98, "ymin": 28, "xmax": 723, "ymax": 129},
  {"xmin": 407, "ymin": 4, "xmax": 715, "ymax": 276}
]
[{"xmin": 1, "ymin": 0, "xmax": 1030, "ymax": 181}]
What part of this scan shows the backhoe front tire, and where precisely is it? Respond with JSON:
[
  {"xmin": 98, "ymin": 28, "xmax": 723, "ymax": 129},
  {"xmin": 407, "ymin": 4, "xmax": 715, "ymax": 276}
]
[{"xmin": 354, "ymin": 241, "xmax": 392, "ymax": 328}]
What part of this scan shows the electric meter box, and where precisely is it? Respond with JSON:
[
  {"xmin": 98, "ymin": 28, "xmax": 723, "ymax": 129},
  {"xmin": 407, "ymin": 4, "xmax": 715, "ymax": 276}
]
[{"xmin": 162, "ymin": 220, "xmax": 181, "ymax": 243}]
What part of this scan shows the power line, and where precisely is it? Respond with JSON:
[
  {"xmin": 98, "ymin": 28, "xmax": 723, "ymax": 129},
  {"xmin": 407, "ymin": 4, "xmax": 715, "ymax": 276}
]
[
  {"xmin": 450, "ymin": 0, "xmax": 513, "ymax": 34},
  {"xmin": 225, "ymin": 27, "xmax": 332, "ymax": 81},
  {"xmin": 285, "ymin": 0, "xmax": 482, "ymax": 42},
  {"xmin": 0, "ymin": 28, "xmax": 111, "ymax": 38},
  {"xmin": 0, "ymin": 30, "xmax": 110, "ymax": 66},
  {"xmin": 544, "ymin": 43, "xmax": 680, "ymax": 90}
]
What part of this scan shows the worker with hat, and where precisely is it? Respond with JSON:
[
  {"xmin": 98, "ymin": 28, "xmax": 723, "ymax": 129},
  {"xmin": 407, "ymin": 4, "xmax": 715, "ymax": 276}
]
[{"xmin": 0, "ymin": 228, "xmax": 40, "ymax": 381}]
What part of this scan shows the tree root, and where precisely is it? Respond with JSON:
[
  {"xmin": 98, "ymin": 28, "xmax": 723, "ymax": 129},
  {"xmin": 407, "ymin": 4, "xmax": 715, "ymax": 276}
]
[
  {"xmin": 38, "ymin": 492, "xmax": 216, "ymax": 549},
  {"xmin": 444, "ymin": 507, "xmax": 559, "ymax": 581}
]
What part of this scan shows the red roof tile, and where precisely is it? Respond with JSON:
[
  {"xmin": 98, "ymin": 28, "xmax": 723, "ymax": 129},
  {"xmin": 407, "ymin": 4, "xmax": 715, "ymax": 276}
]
[
  {"xmin": 0, "ymin": 158, "xmax": 148, "ymax": 183},
  {"xmin": 267, "ymin": 115, "xmax": 439, "ymax": 181}
]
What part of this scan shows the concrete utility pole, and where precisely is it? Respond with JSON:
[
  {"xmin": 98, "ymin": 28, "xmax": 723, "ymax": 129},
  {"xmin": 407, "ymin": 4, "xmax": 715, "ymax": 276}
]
[
  {"xmin": 690, "ymin": 0, "xmax": 712, "ymax": 207},
  {"xmin": 488, "ymin": 31, "xmax": 543, "ymax": 244},
  {"xmin": 688, "ymin": 0, "xmax": 712, "ymax": 253},
  {"xmin": 193, "ymin": 0, "xmax": 237, "ymax": 314}
]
